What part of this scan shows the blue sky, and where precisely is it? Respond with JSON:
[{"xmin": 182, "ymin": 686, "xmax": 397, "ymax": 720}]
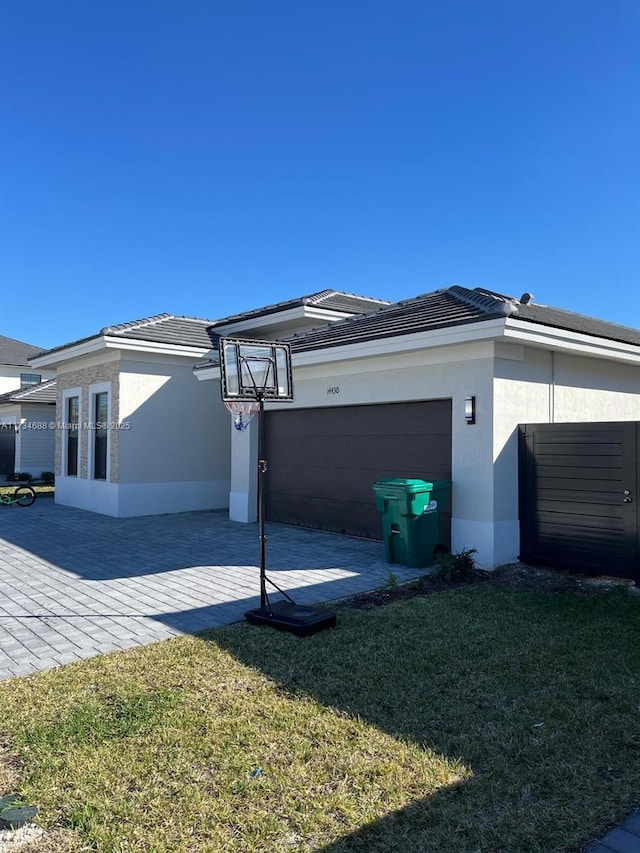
[{"xmin": 2, "ymin": 1, "xmax": 638, "ymax": 349}]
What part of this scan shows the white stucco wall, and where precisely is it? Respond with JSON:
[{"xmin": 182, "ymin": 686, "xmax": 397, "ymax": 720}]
[
  {"xmin": 0, "ymin": 368, "xmax": 23, "ymax": 395},
  {"xmin": 54, "ymin": 351, "xmax": 230, "ymax": 517},
  {"xmin": 0, "ymin": 366, "xmax": 55, "ymax": 395},
  {"xmin": 115, "ymin": 356, "xmax": 230, "ymax": 515}
]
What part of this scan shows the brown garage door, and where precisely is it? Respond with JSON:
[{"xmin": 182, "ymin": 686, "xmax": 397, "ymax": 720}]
[{"xmin": 264, "ymin": 400, "xmax": 452, "ymax": 540}]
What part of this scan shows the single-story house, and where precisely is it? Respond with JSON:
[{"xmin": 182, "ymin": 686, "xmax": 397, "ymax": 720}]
[
  {"xmin": 195, "ymin": 285, "xmax": 640, "ymax": 569},
  {"xmin": 29, "ymin": 291, "xmax": 389, "ymax": 517},
  {"xmin": 28, "ymin": 285, "xmax": 640, "ymax": 569},
  {"xmin": 0, "ymin": 334, "xmax": 56, "ymax": 477}
]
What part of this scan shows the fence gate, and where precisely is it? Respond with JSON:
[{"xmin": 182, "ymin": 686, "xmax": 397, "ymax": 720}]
[{"xmin": 519, "ymin": 422, "xmax": 639, "ymax": 582}]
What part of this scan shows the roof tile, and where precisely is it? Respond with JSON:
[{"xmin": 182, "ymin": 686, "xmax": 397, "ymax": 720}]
[{"xmin": 0, "ymin": 334, "xmax": 43, "ymax": 366}]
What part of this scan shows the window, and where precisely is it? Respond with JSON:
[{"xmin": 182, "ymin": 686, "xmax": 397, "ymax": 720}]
[
  {"xmin": 66, "ymin": 396, "xmax": 79, "ymax": 476},
  {"xmin": 20, "ymin": 373, "xmax": 41, "ymax": 389},
  {"xmin": 93, "ymin": 392, "xmax": 108, "ymax": 480}
]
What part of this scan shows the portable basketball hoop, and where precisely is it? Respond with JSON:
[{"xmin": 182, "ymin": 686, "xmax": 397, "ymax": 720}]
[{"xmin": 219, "ymin": 338, "xmax": 336, "ymax": 637}]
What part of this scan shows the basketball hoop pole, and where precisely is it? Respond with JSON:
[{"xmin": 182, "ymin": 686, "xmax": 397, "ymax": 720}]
[{"xmin": 257, "ymin": 391, "xmax": 267, "ymax": 608}]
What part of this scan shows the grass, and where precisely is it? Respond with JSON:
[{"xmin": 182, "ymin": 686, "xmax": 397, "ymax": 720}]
[
  {"xmin": 0, "ymin": 484, "xmax": 54, "ymax": 497},
  {"xmin": 0, "ymin": 584, "xmax": 639, "ymax": 852}
]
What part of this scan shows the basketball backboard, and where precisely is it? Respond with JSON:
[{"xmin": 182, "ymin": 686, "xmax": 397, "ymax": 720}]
[{"xmin": 219, "ymin": 338, "xmax": 294, "ymax": 402}]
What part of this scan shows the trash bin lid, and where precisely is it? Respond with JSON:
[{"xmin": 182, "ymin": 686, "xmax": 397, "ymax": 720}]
[{"xmin": 372, "ymin": 478, "xmax": 434, "ymax": 494}]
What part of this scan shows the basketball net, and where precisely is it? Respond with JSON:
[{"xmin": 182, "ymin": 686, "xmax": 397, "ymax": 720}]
[{"xmin": 224, "ymin": 400, "xmax": 260, "ymax": 431}]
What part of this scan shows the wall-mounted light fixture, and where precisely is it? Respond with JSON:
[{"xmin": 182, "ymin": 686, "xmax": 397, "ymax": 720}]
[{"xmin": 464, "ymin": 396, "xmax": 476, "ymax": 425}]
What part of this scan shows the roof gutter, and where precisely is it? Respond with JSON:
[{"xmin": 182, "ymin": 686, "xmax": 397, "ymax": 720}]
[{"xmin": 503, "ymin": 318, "xmax": 640, "ymax": 365}]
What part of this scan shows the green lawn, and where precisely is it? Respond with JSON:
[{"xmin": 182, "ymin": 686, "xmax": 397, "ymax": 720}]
[
  {"xmin": 0, "ymin": 483, "xmax": 54, "ymax": 494},
  {"xmin": 0, "ymin": 584, "xmax": 639, "ymax": 852}
]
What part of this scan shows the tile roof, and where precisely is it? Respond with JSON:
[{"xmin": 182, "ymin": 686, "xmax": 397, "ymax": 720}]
[
  {"xmin": 285, "ymin": 286, "xmax": 516, "ymax": 352},
  {"xmin": 285, "ymin": 286, "xmax": 640, "ymax": 353},
  {"xmin": 101, "ymin": 314, "xmax": 221, "ymax": 348},
  {"xmin": 0, "ymin": 378, "xmax": 57, "ymax": 405},
  {"xmin": 210, "ymin": 289, "xmax": 390, "ymax": 326},
  {"xmin": 36, "ymin": 291, "xmax": 390, "ymax": 359},
  {"xmin": 0, "ymin": 334, "xmax": 43, "ymax": 366}
]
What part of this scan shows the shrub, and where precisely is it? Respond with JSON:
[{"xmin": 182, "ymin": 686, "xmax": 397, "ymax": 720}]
[
  {"xmin": 5, "ymin": 472, "xmax": 32, "ymax": 483},
  {"xmin": 431, "ymin": 547, "xmax": 478, "ymax": 582},
  {"xmin": 40, "ymin": 471, "xmax": 55, "ymax": 484}
]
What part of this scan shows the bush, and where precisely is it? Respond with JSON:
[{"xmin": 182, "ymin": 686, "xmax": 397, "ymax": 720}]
[
  {"xmin": 431, "ymin": 547, "xmax": 477, "ymax": 582},
  {"xmin": 40, "ymin": 471, "xmax": 55, "ymax": 484},
  {"xmin": 5, "ymin": 472, "xmax": 32, "ymax": 483}
]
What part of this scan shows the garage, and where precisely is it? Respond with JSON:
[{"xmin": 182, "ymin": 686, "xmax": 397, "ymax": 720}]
[
  {"xmin": 519, "ymin": 421, "xmax": 639, "ymax": 581},
  {"xmin": 264, "ymin": 399, "xmax": 452, "ymax": 541}
]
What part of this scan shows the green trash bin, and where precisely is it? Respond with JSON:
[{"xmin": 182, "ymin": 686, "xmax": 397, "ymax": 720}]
[{"xmin": 372, "ymin": 478, "xmax": 451, "ymax": 568}]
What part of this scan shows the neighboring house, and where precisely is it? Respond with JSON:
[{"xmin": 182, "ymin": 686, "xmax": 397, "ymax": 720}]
[
  {"xmin": 0, "ymin": 334, "xmax": 56, "ymax": 476},
  {"xmin": 29, "ymin": 291, "xmax": 389, "ymax": 517},
  {"xmin": 195, "ymin": 285, "xmax": 640, "ymax": 569},
  {"xmin": 0, "ymin": 380, "xmax": 57, "ymax": 477}
]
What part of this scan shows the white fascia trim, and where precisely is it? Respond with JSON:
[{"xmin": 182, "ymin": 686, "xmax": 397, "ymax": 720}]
[
  {"xmin": 30, "ymin": 337, "xmax": 108, "ymax": 367},
  {"xmin": 194, "ymin": 364, "xmax": 220, "ymax": 381},
  {"xmin": 214, "ymin": 305, "xmax": 354, "ymax": 336},
  {"xmin": 503, "ymin": 319, "xmax": 640, "ymax": 365},
  {"xmin": 31, "ymin": 336, "xmax": 213, "ymax": 368}
]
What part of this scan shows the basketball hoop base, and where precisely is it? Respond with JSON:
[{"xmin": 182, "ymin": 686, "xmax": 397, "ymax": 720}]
[{"xmin": 244, "ymin": 600, "xmax": 337, "ymax": 637}]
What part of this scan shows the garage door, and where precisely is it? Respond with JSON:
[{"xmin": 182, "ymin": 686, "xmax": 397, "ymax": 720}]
[
  {"xmin": 0, "ymin": 426, "xmax": 16, "ymax": 476},
  {"xmin": 519, "ymin": 422, "xmax": 639, "ymax": 581},
  {"xmin": 264, "ymin": 400, "xmax": 452, "ymax": 540}
]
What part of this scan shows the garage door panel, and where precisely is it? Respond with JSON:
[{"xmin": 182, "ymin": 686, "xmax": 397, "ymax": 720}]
[
  {"xmin": 275, "ymin": 434, "xmax": 451, "ymax": 473},
  {"xmin": 268, "ymin": 493, "xmax": 380, "ymax": 537},
  {"xmin": 269, "ymin": 492, "xmax": 452, "ymax": 541},
  {"xmin": 271, "ymin": 403, "xmax": 451, "ymax": 438},
  {"xmin": 265, "ymin": 401, "xmax": 452, "ymax": 540}
]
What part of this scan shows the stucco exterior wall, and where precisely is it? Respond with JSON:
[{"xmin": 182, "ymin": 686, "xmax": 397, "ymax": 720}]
[
  {"xmin": 0, "ymin": 366, "xmax": 56, "ymax": 395},
  {"xmin": 114, "ymin": 356, "xmax": 230, "ymax": 515},
  {"xmin": 54, "ymin": 351, "xmax": 230, "ymax": 517}
]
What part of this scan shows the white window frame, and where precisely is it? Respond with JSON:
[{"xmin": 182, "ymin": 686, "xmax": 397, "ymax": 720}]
[
  {"xmin": 20, "ymin": 372, "xmax": 41, "ymax": 389},
  {"xmin": 61, "ymin": 387, "xmax": 82, "ymax": 478},
  {"xmin": 88, "ymin": 381, "xmax": 111, "ymax": 482}
]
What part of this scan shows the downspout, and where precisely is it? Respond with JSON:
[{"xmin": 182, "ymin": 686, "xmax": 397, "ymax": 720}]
[{"xmin": 549, "ymin": 351, "xmax": 555, "ymax": 423}]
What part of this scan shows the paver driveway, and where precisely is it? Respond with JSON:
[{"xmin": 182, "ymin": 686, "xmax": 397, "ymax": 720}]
[{"xmin": 0, "ymin": 497, "xmax": 425, "ymax": 680}]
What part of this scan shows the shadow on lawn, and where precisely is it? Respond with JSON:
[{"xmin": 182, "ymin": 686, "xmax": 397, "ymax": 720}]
[{"xmin": 211, "ymin": 587, "xmax": 640, "ymax": 852}]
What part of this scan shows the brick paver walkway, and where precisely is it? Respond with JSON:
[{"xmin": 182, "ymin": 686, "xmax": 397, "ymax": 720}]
[{"xmin": 0, "ymin": 498, "xmax": 422, "ymax": 680}]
